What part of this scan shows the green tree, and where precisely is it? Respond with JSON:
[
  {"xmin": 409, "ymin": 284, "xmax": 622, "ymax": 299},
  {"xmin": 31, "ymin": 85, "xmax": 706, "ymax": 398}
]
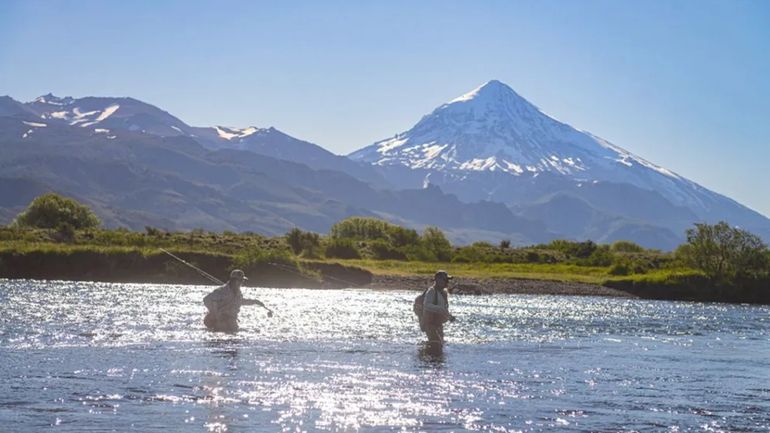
[
  {"xmin": 610, "ymin": 240, "xmax": 645, "ymax": 253},
  {"xmin": 387, "ymin": 225, "xmax": 420, "ymax": 248},
  {"xmin": 546, "ymin": 239, "xmax": 597, "ymax": 259},
  {"xmin": 680, "ymin": 221, "xmax": 769, "ymax": 282},
  {"xmin": 421, "ymin": 226, "xmax": 452, "ymax": 262},
  {"xmin": 285, "ymin": 227, "xmax": 321, "ymax": 256},
  {"xmin": 324, "ymin": 238, "xmax": 361, "ymax": 259},
  {"xmin": 286, "ymin": 227, "xmax": 305, "ymax": 255},
  {"xmin": 14, "ymin": 193, "xmax": 100, "ymax": 229},
  {"xmin": 330, "ymin": 217, "xmax": 389, "ymax": 240}
]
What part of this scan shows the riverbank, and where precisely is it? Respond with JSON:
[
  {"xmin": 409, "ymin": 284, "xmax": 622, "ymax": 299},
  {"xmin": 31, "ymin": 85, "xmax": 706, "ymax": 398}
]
[
  {"xmin": 1, "ymin": 243, "xmax": 768, "ymax": 304},
  {"xmin": 0, "ymin": 245, "xmax": 628, "ymax": 297}
]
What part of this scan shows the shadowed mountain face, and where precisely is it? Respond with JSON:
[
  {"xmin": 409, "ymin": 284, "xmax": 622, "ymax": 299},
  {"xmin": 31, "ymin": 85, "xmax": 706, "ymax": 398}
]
[
  {"xmin": 2, "ymin": 83, "xmax": 768, "ymax": 249},
  {"xmin": 189, "ymin": 126, "xmax": 388, "ymax": 186},
  {"xmin": 350, "ymin": 80, "xmax": 770, "ymax": 248}
]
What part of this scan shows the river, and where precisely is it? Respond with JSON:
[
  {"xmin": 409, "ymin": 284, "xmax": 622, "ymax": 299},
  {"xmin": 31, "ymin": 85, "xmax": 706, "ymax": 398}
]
[{"xmin": 1, "ymin": 280, "xmax": 769, "ymax": 432}]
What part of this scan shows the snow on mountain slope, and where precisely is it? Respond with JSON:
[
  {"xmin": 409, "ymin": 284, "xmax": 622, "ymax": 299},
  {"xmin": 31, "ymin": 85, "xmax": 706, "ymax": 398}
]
[
  {"xmin": 349, "ymin": 80, "xmax": 764, "ymax": 225},
  {"xmin": 19, "ymin": 93, "xmax": 387, "ymax": 186},
  {"xmin": 350, "ymin": 80, "xmax": 681, "ymax": 186},
  {"xmin": 212, "ymin": 125, "xmax": 260, "ymax": 141},
  {"xmin": 26, "ymin": 94, "xmax": 192, "ymax": 137}
]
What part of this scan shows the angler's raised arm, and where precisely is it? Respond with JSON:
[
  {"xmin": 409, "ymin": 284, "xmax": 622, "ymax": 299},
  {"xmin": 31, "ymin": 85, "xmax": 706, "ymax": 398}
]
[{"xmin": 241, "ymin": 298, "xmax": 266, "ymax": 307}]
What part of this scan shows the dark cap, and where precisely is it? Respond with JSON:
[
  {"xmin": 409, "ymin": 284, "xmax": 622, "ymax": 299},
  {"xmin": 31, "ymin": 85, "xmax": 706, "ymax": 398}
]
[
  {"xmin": 230, "ymin": 269, "xmax": 248, "ymax": 280},
  {"xmin": 434, "ymin": 270, "xmax": 453, "ymax": 280}
]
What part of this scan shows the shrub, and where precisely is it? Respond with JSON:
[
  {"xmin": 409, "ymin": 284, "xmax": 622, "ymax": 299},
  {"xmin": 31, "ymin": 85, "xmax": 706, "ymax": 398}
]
[
  {"xmin": 579, "ymin": 245, "xmax": 614, "ymax": 267},
  {"xmin": 286, "ymin": 228, "xmax": 321, "ymax": 256},
  {"xmin": 544, "ymin": 240, "xmax": 597, "ymax": 259},
  {"xmin": 401, "ymin": 244, "xmax": 437, "ymax": 262},
  {"xmin": 145, "ymin": 226, "xmax": 163, "ymax": 236},
  {"xmin": 55, "ymin": 223, "xmax": 76, "ymax": 243},
  {"xmin": 525, "ymin": 251, "xmax": 540, "ymax": 263},
  {"xmin": 299, "ymin": 241, "xmax": 322, "ymax": 259},
  {"xmin": 14, "ymin": 193, "xmax": 100, "ymax": 230},
  {"xmin": 388, "ymin": 226, "xmax": 420, "ymax": 248},
  {"xmin": 679, "ymin": 221, "xmax": 769, "ymax": 282},
  {"xmin": 611, "ymin": 240, "xmax": 645, "ymax": 253},
  {"xmin": 451, "ymin": 246, "xmax": 485, "ymax": 263},
  {"xmin": 609, "ymin": 260, "xmax": 632, "ymax": 276},
  {"xmin": 368, "ymin": 240, "xmax": 407, "ymax": 260},
  {"xmin": 421, "ymin": 226, "xmax": 452, "ymax": 262},
  {"xmin": 324, "ymin": 238, "xmax": 361, "ymax": 259}
]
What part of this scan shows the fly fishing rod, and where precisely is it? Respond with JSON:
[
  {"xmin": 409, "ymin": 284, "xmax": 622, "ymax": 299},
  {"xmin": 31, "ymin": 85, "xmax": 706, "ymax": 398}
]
[
  {"xmin": 160, "ymin": 248, "xmax": 224, "ymax": 284},
  {"xmin": 160, "ymin": 248, "xmax": 274, "ymax": 316}
]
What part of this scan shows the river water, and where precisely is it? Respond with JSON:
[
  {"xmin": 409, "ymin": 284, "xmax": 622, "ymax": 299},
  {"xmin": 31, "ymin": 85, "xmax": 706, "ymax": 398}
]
[{"xmin": 0, "ymin": 280, "xmax": 768, "ymax": 432}]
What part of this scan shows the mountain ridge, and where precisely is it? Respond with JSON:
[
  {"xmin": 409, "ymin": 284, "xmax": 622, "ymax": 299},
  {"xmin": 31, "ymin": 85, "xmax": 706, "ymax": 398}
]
[
  {"xmin": 0, "ymin": 99, "xmax": 551, "ymax": 244},
  {"xmin": 15, "ymin": 93, "xmax": 388, "ymax": 186},
  {"xmin": 1, "ymin": 83, "xmax": 768, "ymax": 249}
]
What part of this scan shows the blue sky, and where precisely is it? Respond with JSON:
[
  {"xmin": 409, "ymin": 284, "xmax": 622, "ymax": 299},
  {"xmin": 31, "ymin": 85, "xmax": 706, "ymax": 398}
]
[{"xmin": 1, "ymin": 0, "xmax": 769, "ymax": 216}]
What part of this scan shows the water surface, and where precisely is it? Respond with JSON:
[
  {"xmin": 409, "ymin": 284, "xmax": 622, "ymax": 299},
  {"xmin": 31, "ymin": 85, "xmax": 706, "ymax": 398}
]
[{"xmin": 1, "ymin": 279, "xmax": 769, "ymax": 432}]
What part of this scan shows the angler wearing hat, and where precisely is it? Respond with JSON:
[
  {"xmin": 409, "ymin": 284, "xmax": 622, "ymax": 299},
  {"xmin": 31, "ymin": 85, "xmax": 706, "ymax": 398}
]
[
  {"xmin": 413, "ymin": 270, "xmax": 456, "ymax": 344},
  {"xmin": 203, "ymin": 269, "xmax": 270, "ymax": 333}
]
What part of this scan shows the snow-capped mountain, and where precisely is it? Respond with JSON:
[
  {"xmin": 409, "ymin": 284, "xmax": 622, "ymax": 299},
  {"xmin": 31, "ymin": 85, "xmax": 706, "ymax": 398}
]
[
  {"xmin": 3, "ymin": 85, "xmax": 768, "ymax": 249},
  {"xmin": 0, "ymin": 94, "xmax": 547, "ymax": 242},
  {"xmin": 351, "ymin": 80, "xmax": 695, "ymax": 207},
  {"xmin": 25, "ymin": 93, "xmax": 193, "ymax": 137},
  {"xmin": 351, "ymin": 80, "xmax": 770, "ymax": 247},
  {"xmin": 18, "ymin": 93, "xmax": 384, "ymax": 184}
]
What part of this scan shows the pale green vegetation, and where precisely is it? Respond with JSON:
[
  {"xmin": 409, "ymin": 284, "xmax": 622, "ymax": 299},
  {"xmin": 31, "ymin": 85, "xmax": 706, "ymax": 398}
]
[{"xmin": 3, "ymin": 194, "xmax": 770, "ymax": 298}]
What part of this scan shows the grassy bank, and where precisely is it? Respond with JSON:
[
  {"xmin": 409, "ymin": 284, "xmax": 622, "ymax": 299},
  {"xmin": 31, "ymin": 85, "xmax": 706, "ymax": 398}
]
[
  {"xmin": 310, "ymin": 259, "xmax": 612, "ymax": 284},
  {"xmin": 0, "ymin": 231, "xmax": 679, "ymax": 287},
  {"xmin": 1, "ymin": 226, "xmax": 768, "ymax": 304}
]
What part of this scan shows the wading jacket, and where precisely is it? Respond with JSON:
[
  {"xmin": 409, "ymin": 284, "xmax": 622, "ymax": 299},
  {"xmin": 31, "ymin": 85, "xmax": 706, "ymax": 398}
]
[
  {"xmin": 420, "ymin": 286, "xmax": 449, "ymax": 329},
  {"xmin": 203, "ymin": 283, "xmax": 244, "ymax": 325}
]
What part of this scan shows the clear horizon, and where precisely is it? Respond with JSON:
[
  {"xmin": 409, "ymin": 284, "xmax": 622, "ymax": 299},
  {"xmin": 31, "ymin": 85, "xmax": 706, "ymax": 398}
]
[{"xmin": 2, "ymin": 0, "xmax": 769, "ymax": 217}]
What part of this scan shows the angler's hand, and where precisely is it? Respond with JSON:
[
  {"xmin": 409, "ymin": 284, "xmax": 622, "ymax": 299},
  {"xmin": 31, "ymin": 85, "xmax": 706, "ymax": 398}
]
[{"xmin": 448, "ymin": 314, "xmax": 456, "ymax": 323}]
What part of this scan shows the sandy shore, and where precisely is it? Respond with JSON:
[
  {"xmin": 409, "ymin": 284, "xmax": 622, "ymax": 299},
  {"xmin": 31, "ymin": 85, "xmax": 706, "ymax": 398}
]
[{"xmin": 366, "ymin": 274, "xmax": 634, "ymax": 298}]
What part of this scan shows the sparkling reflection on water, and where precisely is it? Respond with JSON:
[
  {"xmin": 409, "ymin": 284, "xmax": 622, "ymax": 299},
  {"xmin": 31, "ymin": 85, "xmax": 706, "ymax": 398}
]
[{"xmin": 0, "ymin": 279, "xmax": 769, "ymax": 432}]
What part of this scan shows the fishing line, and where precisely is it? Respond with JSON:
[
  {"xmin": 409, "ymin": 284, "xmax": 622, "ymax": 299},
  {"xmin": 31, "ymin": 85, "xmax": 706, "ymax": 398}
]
[{"xmin": 160, "ymin": 248, "xmax": 224, "ymax": 285}]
